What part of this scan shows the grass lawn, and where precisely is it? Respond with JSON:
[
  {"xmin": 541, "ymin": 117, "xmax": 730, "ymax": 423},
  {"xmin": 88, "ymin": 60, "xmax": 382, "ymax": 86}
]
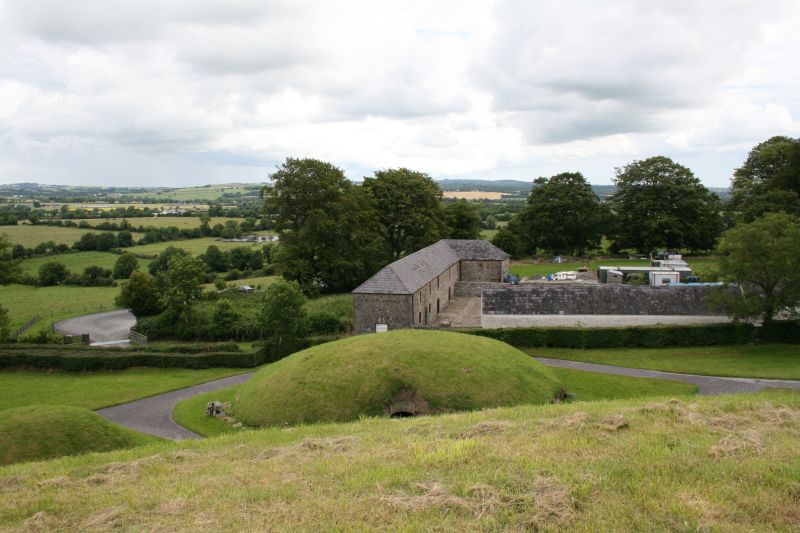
[
  {"xmin": 0, "ymin": 367, "xmax": 249, "ymax": 411},
  {"xmin": 0, "ymin": 225, "xmax": 133, "ymax": 248},
  {"xmin": 0, "ymin": 283, "xmax": 120, "ymax": 331},
  {"xmin": 509, "ymin": 256, "xmax": 717, "ymax": 278},
  {"xmin": 18, "ymin": 251, "xmax": 152, "ymax": 277},
  {"xmin": 528, "ymin": 344, "xmax": 800, "ymax": 380},
  {"xmin": 2, "ymin": 390, "xmax": 798, "ymax": 530},
  {"xmin": 174, "ymin": 367, "xmax": 697, "ymax": 437},
  {"xmin": 127, "ymin": 236, "xmax": 272, "ymax": 256}
]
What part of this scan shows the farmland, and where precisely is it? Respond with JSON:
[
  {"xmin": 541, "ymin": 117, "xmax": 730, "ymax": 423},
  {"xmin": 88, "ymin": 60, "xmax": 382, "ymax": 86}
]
[
  {"xmin": 68, "ymin": 216, "xmax": 247, "ymax": 229},
  {"xmin": 127, "ymin": 236, "xmax": 273, "ymax": 256},
  {"xmin": 0, "ymin": 283, "xmax": 119, "ymax": 331},
  {"xmin": 1, "ymin": 225, "xmax": 137, "ymax": 248},
  {"xmin": 508, "ymin": 256, "xmax": 717, "ymax": 278},
  {"xmin": 443, "ymin": 191, "xmax": 506, "ymax": 200},
  {"xmin": 124, "ymin": 184, "xmax": 260, "ymax": 201},
  {"xmin": 18, "ymin": 251, "xmax": 151, "ymax": 277}
]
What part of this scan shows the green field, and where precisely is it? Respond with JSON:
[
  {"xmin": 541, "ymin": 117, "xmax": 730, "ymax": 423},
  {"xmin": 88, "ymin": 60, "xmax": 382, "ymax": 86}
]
[
  {"xmin": 125, "ymin": 185, "xmax": 258, "ymax": 202},
  {"xmin": 0, "ymin": 284, "xmax": 120, "ymax": 331},
  {"xmin": 0, "ymin": 225, "xmax": 137, "ymax": 248},
  {"xmin": 2, "ymin": 390, "xmax": 798, "ymax": 530},
  {"xmin": 0, "ymin": 367, "xmax": 249, "ymax": 411},
  {"xmin": 529, "ymin": 344, "xmax": 800, "ymax": 380},
  {"xmin": 69, "ymin": 216, "xmax": 248, "ymax": 229},
  {"xmin": 18, "ymin": 251, "xmax": 152, "ymax": 277},
  {"xmin": 127, "ymin": 236, "xmax": 272, "ymax": 256},
  {"xmin": 508, "ymin": 256, "xmax": 717, "ymax": 278}
]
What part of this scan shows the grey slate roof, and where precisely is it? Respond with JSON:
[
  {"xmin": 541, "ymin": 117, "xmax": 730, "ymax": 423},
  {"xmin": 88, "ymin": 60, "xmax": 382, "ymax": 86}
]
[
  {"xmin": 443, "ymin": 239, "xmax": 510, "ymax": 261},
  {"xmin": 353, "ymin": 239, "xmax": 509, "ymax": 295}
]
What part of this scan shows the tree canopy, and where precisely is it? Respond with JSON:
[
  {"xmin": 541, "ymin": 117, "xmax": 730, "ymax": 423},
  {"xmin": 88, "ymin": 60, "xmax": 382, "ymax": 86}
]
[
  {"xmin": 0, "ymin": 234, "xmax": 20, "ymax": 285},
  {"xmin": 115, "ymin": 271, "xmax": 163, "ymax": 317},
  {"xmin": 731, "ymin": 136, "xmax": 800, "ymax": 222},
  {"xmin": 112, "ymin": 253, "xmax": 139, "ymax": 279},
  {"xmin": 608, "ymin": 156, "xmax": 722, "ymax": 253},
  {"xmin": 260, "ymin": 279, "xmax": 306, "ymax": 359},
  {"xmin": 443, "ymin": 200, "xmax": 483, "ymax": 240},
  {"xmin": 263, "ymin": 158, "xmax": 385, "ymax": 293},
  {"xmin": 362, "ymin": 168, "xmax": 446, "ymax": 260},
  {"xmin": 708, "ymin": 213, "xmax": 800, "ymax": 324},
  {"xmin": 521, "ymin": 172, "xmax": 606, "ymax": 255},
  {"xmin": 162, "ymin": 255, "xmax": 205, "ymax": 323}
]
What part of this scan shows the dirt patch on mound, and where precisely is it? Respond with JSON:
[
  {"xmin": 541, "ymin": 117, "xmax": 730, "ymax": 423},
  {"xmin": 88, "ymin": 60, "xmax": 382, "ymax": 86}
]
[{"xmin": 458, "ymin": 420, "xmax": 513, "ymax": 439}]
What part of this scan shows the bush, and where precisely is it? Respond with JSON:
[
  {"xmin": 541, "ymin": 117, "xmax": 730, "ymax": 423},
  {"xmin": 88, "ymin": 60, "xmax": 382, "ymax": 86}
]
[
  {"xmin": 468, "ymin": 322, "xmax": 759, "ymax": 349},
  {"xmin": 304, "ymin": 310, "xmax": 349, "ymax": 335},
  {"xmin": 758, "ymin": 320, "xmax": 800, "ymax": 344},
  {"xmin": 0, "ymin": 345, "xmax": 268, "ymax": 371}
]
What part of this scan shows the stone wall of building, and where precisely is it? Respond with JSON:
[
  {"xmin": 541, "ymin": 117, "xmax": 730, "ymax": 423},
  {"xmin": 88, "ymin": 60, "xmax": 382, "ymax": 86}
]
[
  {"xmin": 454, "ymin": 281, "xmax": 508, "ymax": 297},
  {"xmin": 412, "ymin": 262, "xmax": 460, "ymax": 326},
  {"xmin": 353, "ymin": 294, "xmax": 414, "ymax": 333},
  {"xmin": 460, "ymin": 260, "xmax": 506, "ymax": 282},
  {"xmin": 482, "ymin": 284, "xmax": 726, "ymax": 316}
]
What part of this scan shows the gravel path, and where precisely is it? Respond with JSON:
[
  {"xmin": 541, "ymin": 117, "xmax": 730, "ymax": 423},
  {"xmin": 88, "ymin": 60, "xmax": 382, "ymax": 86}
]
[
  {"xmin": 535, "ymin": 357, "xmax": 800, "ymax": 395},
  {"xmin": 97, "ymin": 372, "xmax": 254, "ymax": 440},
  {"xmin": 54, "ymin": 309, "xmax": 136, "ymax": 343}
]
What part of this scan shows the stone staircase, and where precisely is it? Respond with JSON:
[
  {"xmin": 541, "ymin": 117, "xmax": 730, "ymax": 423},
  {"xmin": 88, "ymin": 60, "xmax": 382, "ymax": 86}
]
[{"xmin": 437, "ymin": 296, "xmax": 481, "ymax": 328}]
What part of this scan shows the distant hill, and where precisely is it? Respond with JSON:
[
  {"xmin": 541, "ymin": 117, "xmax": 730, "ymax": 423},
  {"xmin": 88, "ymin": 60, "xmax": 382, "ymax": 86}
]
[{"xmin": 436, "ymin": 179, "xmax": 730, "ymax": 201}]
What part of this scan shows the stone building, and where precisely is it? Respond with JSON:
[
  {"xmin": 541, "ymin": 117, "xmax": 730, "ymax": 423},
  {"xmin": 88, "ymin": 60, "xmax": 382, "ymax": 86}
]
[{"xmin": 352, "ymin": 239, "xmax": 510, "ymax": 333}]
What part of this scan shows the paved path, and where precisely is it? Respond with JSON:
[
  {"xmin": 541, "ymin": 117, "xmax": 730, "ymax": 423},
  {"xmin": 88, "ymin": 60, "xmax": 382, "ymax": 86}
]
[
  {"xmin": 535, "ymin": 357, "xmax": 800, "ymax": 395},
  {"xmin": 54, "ymin": 309, "xmax": 136, "ymax": 343},
  {"xmin": 97, "ymin": 373, "xmax": 254, "ymax": 440}
]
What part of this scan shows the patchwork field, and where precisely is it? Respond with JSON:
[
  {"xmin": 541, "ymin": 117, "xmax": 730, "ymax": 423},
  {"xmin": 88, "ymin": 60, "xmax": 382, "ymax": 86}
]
[
  {"xmin": 1, "ymin": 225, "xmax": 137, "ymax": 248},
  {"xmin": 0, "ymin": 284, "xmax": 120, "ymax": 331},
  {"xmin": 443, "ymin": 191, "xmax": 506, "ymax": 200},
  {"xmin": 1, "ymin": 390, "xmax": 797, "ymax": 530},
  {"xmin": 123, "ymin": 185, "xmax": 259, "ymax": 202}
]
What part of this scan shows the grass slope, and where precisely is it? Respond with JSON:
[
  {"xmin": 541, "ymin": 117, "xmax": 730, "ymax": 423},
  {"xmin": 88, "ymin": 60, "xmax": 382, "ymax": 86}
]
[
  {"xmin": 0, "ymin": 284, "xmax": 119, "ymax": 331},
  {"xmin": 1, "ymin": 391, "xmax": 798, "ymax": 530},
  {"xmin": 234, "ymin": 330, "xmax": 562, "ymax": 427},
  {"xmin": 175, "ymin": 368, "xmax": 697, "ymax": 437},
  {"xmin": 127, "ymin": 236, "xmax": 272, "ymax": 256},
  {"xmin": 1, "ymin": 226, "xmax": 138, "ymax": 248},
  {"xmin": 530, "ymin": 344, "xmax": 800, "ymax": 380},
  {"xmin": 0, "ymin": 405, "xmax": 159, "ymax": 466},
  {"xmin": 0, "ymin": 368, "xmax": 249, "ymax": 411}
]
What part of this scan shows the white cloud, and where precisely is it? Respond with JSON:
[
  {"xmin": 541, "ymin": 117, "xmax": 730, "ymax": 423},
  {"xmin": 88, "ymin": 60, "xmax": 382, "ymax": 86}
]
[{"xmin": 0, "ymin": 0, "xmax": 797, "ymax": 187}]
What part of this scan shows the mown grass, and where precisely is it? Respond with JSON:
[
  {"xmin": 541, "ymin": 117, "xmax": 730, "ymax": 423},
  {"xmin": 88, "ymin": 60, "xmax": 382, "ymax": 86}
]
[
  {"xmin": 0, "ymin": 368, "xmax": 248, "ymax": 411},
  {"xmin": 528, "ymin": 344, "xmax": 800, "ymax": 380},
  {"xmin": 0, "ymin": 225, "xmax": 135, "ymax": 248},
  {"xmin": 18, "ymin": 251, "xmax": 153, "ymax": 277},
  {"xmin": 0, "ymin": 405, "xmax": 160, "ymax": 466},
  {"xmin": 509, "ymin": 256, "xmax": 717, "ymax": 278},
  {"xmin": 234, "ymin": 330, "xmax": 562, "ymax": 427},
  {"xmin": 0, "ymin": 283, "xmax": 120, "ymax": 331},
  {"xmin": 1, "ymin": 390, "xmax": 797, "ymax": 530},
  {"xmin": 174, "ymin": 367, "xmax": 697, "ymax": 437}
]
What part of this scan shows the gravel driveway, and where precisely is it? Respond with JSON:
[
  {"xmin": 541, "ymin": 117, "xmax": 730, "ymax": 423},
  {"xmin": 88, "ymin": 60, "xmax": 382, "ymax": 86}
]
[
  {"xmin": 97, "ymin": 372, "xmax": 254, "ymax": 440},
  {"xmin": 535, "ymin": 357, "xmax": 800, "ymax": 395},
  {"xmin": 54, "ymin": 309, "xmax": 136, "ymax": 343}
]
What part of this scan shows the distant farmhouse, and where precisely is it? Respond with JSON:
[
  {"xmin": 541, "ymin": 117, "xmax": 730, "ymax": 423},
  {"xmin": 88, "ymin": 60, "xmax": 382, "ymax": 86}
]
[{"xmin": 352, "ymin": 240, "xmax": 509, "ymax": 333}]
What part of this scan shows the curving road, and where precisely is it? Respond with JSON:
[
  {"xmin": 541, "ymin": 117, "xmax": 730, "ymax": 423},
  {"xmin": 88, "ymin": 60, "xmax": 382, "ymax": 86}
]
[
  {"xmin": 54, "ymin": 309, "xmax": 136, "ymax": 344},
  {"xmin": 97, "ymin": 372, "xmax": 254, "ymax": 440},
  {"xmin": 536, "ymin": 357, "xmax": 800, "ymax": 395}
]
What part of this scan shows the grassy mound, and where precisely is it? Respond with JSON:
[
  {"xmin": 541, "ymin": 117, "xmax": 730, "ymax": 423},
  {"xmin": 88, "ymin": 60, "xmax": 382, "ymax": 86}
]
[
  {"xmin": 0, "ymin": 405, "xmax": 159, "ymax": 465},
  {"xmin": 233, "ymin": 329, "xmax": 562, "ymax": 427}
]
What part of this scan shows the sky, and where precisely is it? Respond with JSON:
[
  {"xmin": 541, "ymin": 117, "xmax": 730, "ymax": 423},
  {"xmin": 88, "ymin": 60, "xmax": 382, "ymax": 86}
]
[{"xmin": 0, "ymin": 0, "xmax": 798, "ymax": 188}]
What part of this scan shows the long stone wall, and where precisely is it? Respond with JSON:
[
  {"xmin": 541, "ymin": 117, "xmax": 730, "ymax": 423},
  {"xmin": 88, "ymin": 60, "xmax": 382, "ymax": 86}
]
[
  {"xmin": 454, "ymin": 281, "xmax": 508, "ymax": 297},
  {"xmin": 482, "ymin": 285, "xmax": 726, "ymax": 316},
  {"xmin": 354, "ymin": 294, "xmax": 413, "ymax": 333}
]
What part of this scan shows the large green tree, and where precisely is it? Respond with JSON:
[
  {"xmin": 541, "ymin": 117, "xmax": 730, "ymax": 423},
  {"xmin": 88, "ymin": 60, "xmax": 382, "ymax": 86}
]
[
  {"xmin": 0, "ymin": 234, "xmax": 20, "ymax": 285},
  {"xmin": 731, "ymin": 136, "xmax": 800, "ymax": 222},
  {"xmin": 708, "ymin": 213, "xmax": 800, "ymax": 324},
  {"xmin": 38, "ymin": 261, "xmax": 69, "ymax": 286},
  {"xmin": 521, "ymin": 172, "xmax": 607, "ymax": 255},
  {"xmin": 609, "ymin": 156, "xmax": 722, "ymax": 253},
  {"xmin": 115, "ymin": 271, "xmax": 163, "ymax": 317},
  {"xmin": 260, "ymin": 280, "xmax": 306, "ymax": 359},
  {"xmin": 112, "ymin": 253, "xmax": 139, "ymax": 279},
  {"xmin": 162, "ymin": 255, "xmax": 205, "ymax": 323},
  {"xmin": 0, "ymin": 303, "xmax": 9, "ymax": 342},
  {"xmin": 443, "ymin": 200, "xmax": 483, "ymax": 240},
  {"xmin": 362, "ymin": 168, "xmax": 446, "ymax": 260},
  {"xmin": 263, "ymin": 158, "xmax": 385, "ymax": 293}
]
